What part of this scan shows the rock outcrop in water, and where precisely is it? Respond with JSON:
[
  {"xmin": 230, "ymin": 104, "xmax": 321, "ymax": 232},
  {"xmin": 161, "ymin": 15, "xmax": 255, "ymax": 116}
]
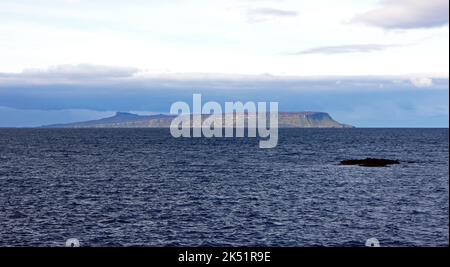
[
  {"xmin": 43, "ymin": 112, "xmax": 354, "ymax": 128},
  {"xmin": 341, "ymin": 158, "xmax": 400, "ymax": 167}
]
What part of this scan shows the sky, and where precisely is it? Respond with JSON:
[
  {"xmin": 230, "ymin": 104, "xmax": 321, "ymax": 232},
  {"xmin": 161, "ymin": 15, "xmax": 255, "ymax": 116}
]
[{"xmin": 0, "ymin": 0, "xmax": 448, "ymax": 127}]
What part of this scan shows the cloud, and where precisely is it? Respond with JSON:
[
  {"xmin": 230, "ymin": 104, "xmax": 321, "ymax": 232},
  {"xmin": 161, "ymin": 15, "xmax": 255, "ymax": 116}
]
[
  {"xmin": 21, "ymin": 64, "xmax": 140, "ymax": 79},
  {"xmin": 410, "ymin": 77, "xmax": 434, "ymax": 87},
  {"xmin": 1, "ymin": 66, "xmax": 448, "ymax": 92},
  {"xmin": 287, "ymin": 44, "xmax": 401, "ymax": 55},
  {"xmin": 1, "ymin": 79, "xmax": 448, "ymax": 128},
  {"xmin": 351, "ymin": 0, "xmax": 449, "ymax": 29},
  {"xmin": 246, "ymin": 8, "xmax": 298, "ymax": 23}
]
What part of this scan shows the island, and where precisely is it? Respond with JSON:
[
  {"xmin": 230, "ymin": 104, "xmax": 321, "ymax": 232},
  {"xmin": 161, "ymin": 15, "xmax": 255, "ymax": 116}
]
[{"xmin": 42, "ymin": 112, "xmax": 354, "ymax": 128}]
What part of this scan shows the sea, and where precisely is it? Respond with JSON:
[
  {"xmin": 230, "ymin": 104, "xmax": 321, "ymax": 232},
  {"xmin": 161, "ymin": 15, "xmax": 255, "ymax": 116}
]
[{"xmin": 0, "ymin": 128, "xmax": 448, "ymax": 247}]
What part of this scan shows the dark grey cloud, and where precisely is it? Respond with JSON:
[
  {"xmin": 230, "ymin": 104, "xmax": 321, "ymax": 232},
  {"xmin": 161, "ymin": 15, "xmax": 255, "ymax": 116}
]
[
  {"xmin": 287, "ymin": 44, "xmax": 400, "ymax": 55},
  {"xmin": 351, "ymin": 0, "xmax": 449, "ymax": 29},
  {"xmin": 246, "ymin": 8, "xmax": 298, "ymax": 23},
  {"xmin": 0, "ymin": 77, "xmax": 448, "ymax": 128}
]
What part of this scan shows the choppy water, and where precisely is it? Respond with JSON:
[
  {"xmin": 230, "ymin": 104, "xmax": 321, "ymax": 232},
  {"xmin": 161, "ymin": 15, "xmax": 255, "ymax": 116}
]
[{"xmin": 0, "ymin": 128, "xmax": 448, "ymax": 247}]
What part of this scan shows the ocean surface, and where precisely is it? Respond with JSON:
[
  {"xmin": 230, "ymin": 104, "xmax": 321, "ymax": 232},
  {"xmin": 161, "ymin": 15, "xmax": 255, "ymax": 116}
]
[{"xmin": 0, "ymin": 128, "xmax": 448, "ymax": 247}]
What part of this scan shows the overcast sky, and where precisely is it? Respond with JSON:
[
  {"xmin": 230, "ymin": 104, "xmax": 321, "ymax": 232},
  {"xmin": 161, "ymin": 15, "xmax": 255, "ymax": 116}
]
[
  {"xmin": 0, "ymin": 0, "xmax": 448, "ymax": 127},
  {"xmin": 0, "ymin": 0, "xmax": 448, "ymax": 75}
]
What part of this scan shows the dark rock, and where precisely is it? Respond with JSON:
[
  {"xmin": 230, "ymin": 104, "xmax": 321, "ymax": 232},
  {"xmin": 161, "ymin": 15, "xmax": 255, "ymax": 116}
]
[{"xmin": 341, "ymin": 158, "xmax": 400, "ymax": 167}]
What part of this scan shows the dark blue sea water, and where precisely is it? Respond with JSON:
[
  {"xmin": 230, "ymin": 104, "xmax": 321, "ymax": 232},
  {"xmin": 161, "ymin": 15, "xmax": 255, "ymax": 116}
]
[{"xmin": 0, "ymin": 129, "xmax": 448, "ymax": 247}]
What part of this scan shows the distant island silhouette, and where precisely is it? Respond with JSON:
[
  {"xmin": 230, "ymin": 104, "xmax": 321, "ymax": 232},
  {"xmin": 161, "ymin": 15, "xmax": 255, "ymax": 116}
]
[{"xmin": 42, "ymin": 112, "xmax": 354, "ymax": 128}]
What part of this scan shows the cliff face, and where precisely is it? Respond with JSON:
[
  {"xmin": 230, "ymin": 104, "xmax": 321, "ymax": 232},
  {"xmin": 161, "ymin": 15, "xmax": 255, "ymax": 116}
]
[
  {"xmin": 43, "ymin": 112, "xmax": 353, "ymax": 128},
  {"xmin": 278, "ymin": 112, "xmax": 353, "ymax": 128}
]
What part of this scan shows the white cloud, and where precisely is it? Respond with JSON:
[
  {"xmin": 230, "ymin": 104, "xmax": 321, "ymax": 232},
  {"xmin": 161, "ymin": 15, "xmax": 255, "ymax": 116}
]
[
  {"xmin": 410, "ymin": 77, "xmax": 434, "ymax": 87},
  {"xmin": 0, "ymin": 1, "xmax": 448, "ymax": 76},
  {"xmin": 22, "ymin": 64, "xmax": 139, "ymax": 79},
  {"xmin": 287, "ymin": 43, "xmax": 401, "ymax": 55},
  {"xmin": 0, "ymin": 65, "xmax": 447, "ymax": 91},
  {"xmin": 351, "ymin": 0, "xmax": 449, "ymax": 29},
  {"xmin": 246, "ymin": 8, "xmax": 298, "ymax": 23}
]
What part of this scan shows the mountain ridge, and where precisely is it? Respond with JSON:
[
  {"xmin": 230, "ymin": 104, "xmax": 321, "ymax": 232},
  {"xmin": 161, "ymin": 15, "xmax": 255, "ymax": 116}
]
[{"xmin": 42, "ymin": 112, "xmax": 354, "ymax": 128}]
